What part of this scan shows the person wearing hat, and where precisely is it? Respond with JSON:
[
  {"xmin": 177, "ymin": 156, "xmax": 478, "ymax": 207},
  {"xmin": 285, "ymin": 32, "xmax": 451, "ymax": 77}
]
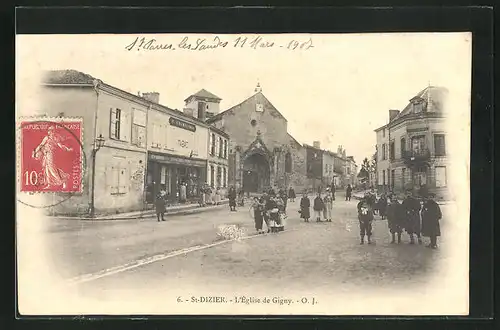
[
  {"xmin": 357, "ymin": 194, "xmax": 374, "ymax": 244},
  {"xmin": 386, "ymin": 195, "xmax": 404, "ymax": 244},
  {"xmin": 299, "ymin": 192, "xmax": 311, "ymax": 222},
  {"xmin": 228, "ymin": 185, "xmax": 237, "ymax": 211},
  {"xmin": 402, "ymin": 189, "xmax": 423, "ymax": 245},
  {"xmin": 420, "ymin": 193, "xmax": 442, "ymax": 249}
]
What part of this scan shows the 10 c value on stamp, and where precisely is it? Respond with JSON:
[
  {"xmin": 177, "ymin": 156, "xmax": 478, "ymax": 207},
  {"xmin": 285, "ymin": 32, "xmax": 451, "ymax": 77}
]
[{"xmin": 19, "ymin": 118, "xmax": 84, "ymax": 193}]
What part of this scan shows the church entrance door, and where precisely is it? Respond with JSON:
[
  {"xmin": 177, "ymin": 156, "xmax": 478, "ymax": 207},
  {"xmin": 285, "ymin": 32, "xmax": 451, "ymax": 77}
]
[{"xmin": 242, "ymin": 153, "xmax": 270, "ymax": 193}]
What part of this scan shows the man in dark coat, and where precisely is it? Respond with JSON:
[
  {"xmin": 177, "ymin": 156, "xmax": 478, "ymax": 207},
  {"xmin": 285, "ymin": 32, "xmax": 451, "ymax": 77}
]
[
  {"xmin": 228, "ymin": 186, "xmax": 237, "ymax": 211},
  {"xmin": 357, "ymin": 194, "xmax": 374, "ymax": 244},
  {"xmin": 330, "ymin": 182, "xmax": 336, "ymax": 200},
  {"xmin": 155, "ymin": 193, "xmax": 166, "ymax": 222},
  {"xmin": 288, "ymin": 186, "xmax": 296, "ymax": 202},
  {"xmin": 345, "ymin": 184, "xmax": 352, "ymax": 201},
  {"xmin": 421, "ymin": 193, "xmax": 442, "ymax": 249},
  {"xmin": 402, "ymin": 190, "xmax": 423, "ymax": 244},
  {"xmin": 386, "ymin": 195, "xmax": 404, "ymax": 244},
  {"xmin": 377, "ymin": 193, "xmax": 388, "ymax": 219},
  {"xmin": 299, "ymin": 192, "xmax": 311, "ymax": 222}
]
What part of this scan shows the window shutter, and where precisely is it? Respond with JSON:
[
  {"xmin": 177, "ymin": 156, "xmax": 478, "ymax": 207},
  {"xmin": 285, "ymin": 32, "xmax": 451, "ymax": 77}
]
[
  {"xmin": 110, "ymin": 166, "xmax": 119, "ymax": 194},
  {"xmin": 209, "ymin": 133, "xmax": 213, "ymax": 155},
  {"xmin": 121, "ymin": 110, "xmax": 130, "ymax": 142},
  {"xmin": 110, "ymin": 108, "xmax": 116, "ymax": 138},
  {"xmin": 118, "ymin": 165, "xmax": 128, "ymax": 193}
]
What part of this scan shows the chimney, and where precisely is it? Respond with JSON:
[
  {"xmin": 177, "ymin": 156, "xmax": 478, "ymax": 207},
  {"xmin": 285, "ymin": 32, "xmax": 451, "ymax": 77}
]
[
  {"xmin": 389, "ymin": 109, "xmax": 400, "ymax": 122},
  {"xmin": 183, "ymin": 108, "xmax": 194, "ymax": 117},
  {"xmin": 313, "ymin": 141, "xmax": 321, "ymax": 149},
  {"xmin": 142, "ymin": 92, "xmax": 160, "ymax": 104}
]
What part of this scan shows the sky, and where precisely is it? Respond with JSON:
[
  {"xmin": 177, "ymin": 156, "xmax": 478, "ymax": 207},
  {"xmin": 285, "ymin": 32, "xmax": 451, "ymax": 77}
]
[{"xmin": 16, "ymin": 33, "xmax": 472, "ymax": 164}]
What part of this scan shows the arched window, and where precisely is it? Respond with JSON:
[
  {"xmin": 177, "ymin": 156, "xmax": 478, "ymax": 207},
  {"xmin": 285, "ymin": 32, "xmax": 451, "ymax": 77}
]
[{"xmin": 285, "ymin": 152, "xmax": 292, "ymax": 173}]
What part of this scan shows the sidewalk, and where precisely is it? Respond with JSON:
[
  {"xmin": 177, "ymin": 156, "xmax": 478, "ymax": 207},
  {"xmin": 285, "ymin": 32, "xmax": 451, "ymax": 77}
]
[{"xmin": 49, "ymin": 199, "xmax": 229, "ymax": 221}]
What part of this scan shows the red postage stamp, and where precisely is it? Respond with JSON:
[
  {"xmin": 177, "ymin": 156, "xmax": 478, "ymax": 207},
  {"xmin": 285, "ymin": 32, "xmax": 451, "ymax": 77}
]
[{"xmin": 19, "ymin": 118, "xmax": 83, "ymax": 193}]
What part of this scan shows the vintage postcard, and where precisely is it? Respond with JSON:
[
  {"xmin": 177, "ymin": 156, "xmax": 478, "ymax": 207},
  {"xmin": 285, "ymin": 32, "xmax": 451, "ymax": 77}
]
[{"xmin": 16, "ymin": 32, "xmax": 471, "ymax": 315}]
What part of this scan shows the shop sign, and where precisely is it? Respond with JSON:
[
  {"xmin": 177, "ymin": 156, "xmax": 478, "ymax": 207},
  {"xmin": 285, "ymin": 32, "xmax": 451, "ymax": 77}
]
[
  {"xmin": 149, "ymin": 153, "xmax": 206, "ymax": 167},
  {"xmin": 169, "ymin": 117, "xmax": 196, "ymax": 132}
]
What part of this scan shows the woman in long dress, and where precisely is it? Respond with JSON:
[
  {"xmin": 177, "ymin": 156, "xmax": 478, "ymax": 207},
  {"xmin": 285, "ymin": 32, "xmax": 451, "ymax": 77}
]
[
  {"xmin": 299, "ymin": 192, "xmax": 311, "ymax": 222},
  {"xmin": 32, "ymin": 126, "xmax": 73, "ymax": 190}
]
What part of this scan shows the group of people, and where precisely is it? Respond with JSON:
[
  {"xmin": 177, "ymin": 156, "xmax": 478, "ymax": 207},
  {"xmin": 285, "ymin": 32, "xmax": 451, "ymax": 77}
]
[
  {"xmin": 199, "ymin": 184, "xmax": 223, "ymax": 207},
  {"xmin": 251, "ymin": 189, "xmax": 291, "ymax": 233},
  {"xmin": 298, "ymin": 189, "xmax": 336, "ymax": 222},
  {"xmin": 356, "ymin": 190, "xmax": 443, "ymax": 248}
]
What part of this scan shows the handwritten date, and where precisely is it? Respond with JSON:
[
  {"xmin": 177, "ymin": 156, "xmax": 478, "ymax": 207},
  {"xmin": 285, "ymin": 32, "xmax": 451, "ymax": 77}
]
[{"xmin": 125, "ymin": 35, "xmax": 314, "ymax": 52}]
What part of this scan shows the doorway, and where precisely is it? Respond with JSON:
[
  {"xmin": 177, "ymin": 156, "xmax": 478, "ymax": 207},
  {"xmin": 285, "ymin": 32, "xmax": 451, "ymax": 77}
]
[{"xmin": 242, "ymin": 153, "xmax": 270, "ymax": 193}]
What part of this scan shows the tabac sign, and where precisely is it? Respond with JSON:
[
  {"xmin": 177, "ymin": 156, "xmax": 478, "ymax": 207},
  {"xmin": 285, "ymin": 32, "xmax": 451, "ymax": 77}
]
[{"xmin": 169, "ymin": 117, "xmax": 196, "ymax": 132}]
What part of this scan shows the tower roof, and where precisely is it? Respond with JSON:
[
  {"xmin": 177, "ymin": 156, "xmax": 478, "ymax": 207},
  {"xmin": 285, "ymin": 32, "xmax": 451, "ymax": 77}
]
[{"xmin": 184, "ymin": 89, "xmax": 222, "ymax": 102}]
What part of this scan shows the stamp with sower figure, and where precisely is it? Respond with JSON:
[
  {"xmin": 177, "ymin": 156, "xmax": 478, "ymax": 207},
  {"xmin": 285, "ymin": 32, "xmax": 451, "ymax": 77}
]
[{"xmin": 19, "ymin": 118, "xmax": 83, "ymax": 193}]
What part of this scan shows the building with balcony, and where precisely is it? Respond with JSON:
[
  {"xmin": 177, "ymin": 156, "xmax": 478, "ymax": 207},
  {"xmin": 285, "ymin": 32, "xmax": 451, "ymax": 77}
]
[{"xmin": 374, "ymin": 86, "xmax": 449, "ymax": 199}]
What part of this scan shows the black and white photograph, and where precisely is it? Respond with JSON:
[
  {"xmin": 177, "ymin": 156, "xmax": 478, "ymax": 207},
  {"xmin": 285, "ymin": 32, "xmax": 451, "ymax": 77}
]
[{"xmin": 16, "ymin": 32, "xmax": 471, "ymax": 315}]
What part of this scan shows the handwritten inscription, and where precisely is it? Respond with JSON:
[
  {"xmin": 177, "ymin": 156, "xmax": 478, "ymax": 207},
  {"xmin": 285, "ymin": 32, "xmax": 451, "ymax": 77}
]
[{"xmin": 125, "ymin": 36, "xmax": 314, "ymax": 52}]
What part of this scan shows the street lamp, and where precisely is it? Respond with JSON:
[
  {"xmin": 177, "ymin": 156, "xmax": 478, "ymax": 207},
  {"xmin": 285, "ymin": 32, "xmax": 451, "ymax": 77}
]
[{"xmin": 89, "ymin": 134, "xmax": 105, "ymax": 218}]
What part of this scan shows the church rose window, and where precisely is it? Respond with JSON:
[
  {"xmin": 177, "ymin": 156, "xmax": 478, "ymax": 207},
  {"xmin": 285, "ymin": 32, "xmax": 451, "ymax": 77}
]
[{"xmin": 251, "ymin": 119, "xmax": 257, "ymax": 127}]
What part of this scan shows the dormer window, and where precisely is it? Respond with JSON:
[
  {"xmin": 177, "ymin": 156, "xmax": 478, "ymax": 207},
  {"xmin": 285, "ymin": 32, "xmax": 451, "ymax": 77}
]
[{"xmin": 413, "ymin": 99, "xmax": 425, "ymax": 113}]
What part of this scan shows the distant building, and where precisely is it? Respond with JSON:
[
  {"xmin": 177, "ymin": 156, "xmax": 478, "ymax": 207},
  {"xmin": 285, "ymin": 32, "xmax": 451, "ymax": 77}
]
[
  {"xmin": 183, "ymin": 89, "xmax": 222, "ymax": 121},
  {"xmin": 346, "ymin": 156, "xmax": 358, "ymax": 187},
  {"xmin": 304, "ymin": 143, "xmax": 323, "ymax": 191},
  {"xmin": 206, "ymin": 84, "xmax": 307, "ymax": 193},
  {"xmin": 374, "ymin": 86, "xmax": 449, "ymax": 199}
]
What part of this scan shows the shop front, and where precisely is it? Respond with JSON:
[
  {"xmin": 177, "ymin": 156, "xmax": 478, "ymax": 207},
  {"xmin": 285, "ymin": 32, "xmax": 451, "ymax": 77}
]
[{"xmin": 146, "ymin": 152, "xmax": 207, "ymax": 204}]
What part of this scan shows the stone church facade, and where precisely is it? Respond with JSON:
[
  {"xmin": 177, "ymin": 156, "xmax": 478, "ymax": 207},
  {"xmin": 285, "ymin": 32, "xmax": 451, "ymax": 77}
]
[{"xmin": 206, "ymin": 86, "xmax": 307, "ymax": 193}]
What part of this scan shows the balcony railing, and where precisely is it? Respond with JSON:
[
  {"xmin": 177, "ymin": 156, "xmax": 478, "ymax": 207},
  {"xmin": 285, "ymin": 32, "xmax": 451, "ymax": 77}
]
[{"xmin": 402, "ymin": 148, "xmax": 431, "ymax": 165}]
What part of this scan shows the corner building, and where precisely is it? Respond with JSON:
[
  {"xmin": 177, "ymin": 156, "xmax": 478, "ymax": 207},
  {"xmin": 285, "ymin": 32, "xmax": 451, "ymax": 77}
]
[
  {"xmin": 206, "ymin": 85, "xmax": 307, "ymax": 193},
  {"xmin": 374, "ymin": 86, "xmax": 450, "ymax": 200}
]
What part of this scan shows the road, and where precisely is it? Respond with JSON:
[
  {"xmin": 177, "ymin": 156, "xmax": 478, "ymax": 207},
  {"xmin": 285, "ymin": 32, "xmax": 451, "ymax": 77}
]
[{"xmin": 41, "ymin": 194, "xmax": 461, "ymax": 309}]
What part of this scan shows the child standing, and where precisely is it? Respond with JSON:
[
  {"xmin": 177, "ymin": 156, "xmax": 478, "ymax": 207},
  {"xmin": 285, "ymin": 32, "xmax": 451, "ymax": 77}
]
[
  {"xmin": 155, "ymin": 193, "xmax": 166, "ymax": 222},
  {"xmin": 323, "ymin": 191, "xmax": 333, "ymax": 222},
  {"xmin": 357, "ymin": 195, "xmax": 374, "ymax": 244},
  {"xmin": 313, "ymin": 193, "xmax": 325, "ymax": 222}
]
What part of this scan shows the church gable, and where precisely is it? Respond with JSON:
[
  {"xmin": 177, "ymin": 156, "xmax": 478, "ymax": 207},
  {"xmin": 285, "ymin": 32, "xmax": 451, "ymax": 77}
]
[{"xmin": 242, "ymin": 133, "xmax": 272, "ymax": 158}]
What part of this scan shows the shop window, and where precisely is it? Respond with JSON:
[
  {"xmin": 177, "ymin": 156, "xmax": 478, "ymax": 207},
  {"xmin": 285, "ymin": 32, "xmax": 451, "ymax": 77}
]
[
  {"xmin": 434, "ymin": 134, "xmax": 446, "ymax": 156},
  {"xmin": 109, "ymin": 108, "xmax": 121, "ymax": 140},
  {"xmin": 285, "ymin": 152, "xmax": 292, "ymax": 173},
  {"xmin": 435, "ymin": 166, "xmax": 447, "ymax": 187}
]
